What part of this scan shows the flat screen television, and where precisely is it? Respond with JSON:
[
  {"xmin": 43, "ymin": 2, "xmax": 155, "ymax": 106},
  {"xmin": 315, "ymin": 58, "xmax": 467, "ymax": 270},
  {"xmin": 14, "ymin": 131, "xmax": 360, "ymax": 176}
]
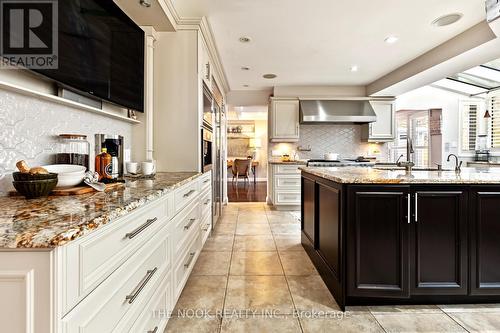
[{"xmin": 34, "ymin": 0, "xmax": 144, "ymax": 112}]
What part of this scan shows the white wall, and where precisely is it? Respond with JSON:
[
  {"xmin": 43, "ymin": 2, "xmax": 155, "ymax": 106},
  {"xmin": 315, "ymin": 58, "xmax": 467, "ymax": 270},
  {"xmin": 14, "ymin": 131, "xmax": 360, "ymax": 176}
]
[{"xmin": 395, "ymin": 85, "xmax": 484, "ymax": 168}]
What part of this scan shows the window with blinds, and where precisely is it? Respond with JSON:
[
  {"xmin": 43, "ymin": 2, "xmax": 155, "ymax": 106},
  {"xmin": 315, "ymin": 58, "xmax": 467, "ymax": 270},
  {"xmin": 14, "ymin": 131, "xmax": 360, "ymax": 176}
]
[
  {"xmin": 461, "ymin": 103, "xmax": 478, "ymax": 152},
  {"xmin": 491, "ymin": 95, "xmax": 500, "ymax": 149}
]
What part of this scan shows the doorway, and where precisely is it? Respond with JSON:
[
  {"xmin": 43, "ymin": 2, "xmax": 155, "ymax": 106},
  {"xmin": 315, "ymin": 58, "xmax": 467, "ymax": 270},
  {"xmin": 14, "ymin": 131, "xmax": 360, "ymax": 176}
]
[{"xmin": 226, "ymin": 106, "xmax": 268, "ymax": 202}]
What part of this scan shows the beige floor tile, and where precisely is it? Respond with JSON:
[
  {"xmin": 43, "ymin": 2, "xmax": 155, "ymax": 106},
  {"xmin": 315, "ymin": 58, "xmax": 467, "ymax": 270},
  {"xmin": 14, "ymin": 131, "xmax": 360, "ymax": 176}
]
[
  {"xmin": 373, "ymin": 313, "xmax": 467, "ymax": 332},
  {"xmin": 439, "ymin": 303, "xmax": 500, "ymax": 313},
  {"xmin": 218, "ymin": 216, "xmax": 238, "ymax": 224},
  {"xmin": 274, "ymin": 234, "xmax": 303, "ymax": 252},
  {"xmin": 192, "ymin": 251, "xmax": 231, "ymax": 276},
  {"xmin": 287, "ymin": 275, "xmax": 340, "ymax": 313},
  {"xmin": 220, "ymin": 316, "xmax": 301, "ymax": 333},
  {"xmin": 270, "ymin": 223, "xmax": 301, "ymax": 234},
  {"xmin": 203, "ymin": 235, "xmax": 234, "ymax": 252},
  {"xmin": 173, "ymin": 276, "xmax": 227, "ymax": 314},
  {"xmin": 345, "ymin": 306, "xmax": 371, "ymax": 313},
  {"xmin": 369, "ymin": 304, "xmax": 442, "ymax": 315},
  {"xmin": 449, "ymin": 312, "xmax": 500, "ymax": 332},
  {"xmin": 267, "ymin": 214, "xmax": 298, "ymax": 224},
  {"xmin": 230, "ymin": 251, "xmax": 283, "ymax": 275},
  {"xmin": 237, "ymin": 214, "xmax": 269, "ymax": 224},
  {"xmin": 213, "ymin": 223, "xmax": 237, "ymax": 235},
  {"xmin": 300, "ymin": 314, "xmax": 384, "ymax": 333},
  {"xmin": 225, "ymin": 275, "xmax": 294, "ymax": 314},
  {"xmin": 233, "ymin": 235, "xmax": 276, "ymax": 251},
  {"xmin": 235, "ymin": 223, "xmax": 272, "ymax": 236},
  {"xmin": 279, "ymin": 251, "xmax": 318, "ymax": 276},
  {"xmin": 164, "ymin": 317, "xmax": 221, "ymax": 333}
]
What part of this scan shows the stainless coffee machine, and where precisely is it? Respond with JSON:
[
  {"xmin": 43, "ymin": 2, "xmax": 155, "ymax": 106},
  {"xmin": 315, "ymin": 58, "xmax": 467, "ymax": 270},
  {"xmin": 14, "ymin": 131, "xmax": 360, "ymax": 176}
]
[{"xmin": 95, "ymin": 134, "xmax": 124, "ymax": 178}]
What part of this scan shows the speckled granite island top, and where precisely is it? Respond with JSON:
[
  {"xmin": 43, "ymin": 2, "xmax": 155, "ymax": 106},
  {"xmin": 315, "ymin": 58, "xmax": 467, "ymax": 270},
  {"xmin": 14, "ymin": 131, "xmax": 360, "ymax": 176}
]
[
  {"xmin": 300, "ymin": 166, "xmax": 500, "ymax": 184},
  {"xmin": 0, "ymin": 172, "xmax": 200, "ymax": 249}
]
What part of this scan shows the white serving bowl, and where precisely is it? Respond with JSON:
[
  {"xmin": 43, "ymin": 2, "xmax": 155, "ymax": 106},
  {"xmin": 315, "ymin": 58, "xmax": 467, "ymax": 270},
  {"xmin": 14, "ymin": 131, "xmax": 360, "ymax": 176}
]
[{"xmin": 43, "ymin": 164, "xmax": 86, "ymax": 188}]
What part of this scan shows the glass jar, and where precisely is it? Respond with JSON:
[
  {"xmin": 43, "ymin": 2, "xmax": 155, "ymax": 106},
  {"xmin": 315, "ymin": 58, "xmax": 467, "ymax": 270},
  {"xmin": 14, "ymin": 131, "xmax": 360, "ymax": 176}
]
[{"xmin": 55, "ymin": 134, "xmax": 90, "ymax": 170}]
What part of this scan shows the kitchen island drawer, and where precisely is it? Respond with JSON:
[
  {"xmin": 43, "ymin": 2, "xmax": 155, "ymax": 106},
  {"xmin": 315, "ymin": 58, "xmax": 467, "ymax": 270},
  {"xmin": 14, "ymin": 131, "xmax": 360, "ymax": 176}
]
[
  {"xmin": 61, "ymin": 228, "xmax": 171, "ymax": 333},
  {"xmin": 174, "ymin": 179, "xmax": 200, "ymax": 214},
  {"xmin": 59, "ymin": 197, "xmax": 169, "ymax": 315},
  {"xmin": 275, "ymin": 191, "xmax": 301, "ymax": 205},
  {"xmin": 200, "ymin": 187, "xmax": 212, "ymax": 218},
  {"xmin": 173, "ymin": 198, "xmax": 200, "ymax": 258},
  {"xmin": 275, "ymin": 164, "xmax": 301, "ymax": 174},
  {"xmin": 200, "ymin": 212, "xmax": 211, "ymax": 246},
  {"xmin": 174, "ymin": 233, "xmax": 201, "ymax": 300},
  {"xmin": 200, "ymin": 171, "xmax": 212, "ymax": 192},
  {"xmin": 275, "ymin": 175, "xmax": 301, "ymax": 189}
]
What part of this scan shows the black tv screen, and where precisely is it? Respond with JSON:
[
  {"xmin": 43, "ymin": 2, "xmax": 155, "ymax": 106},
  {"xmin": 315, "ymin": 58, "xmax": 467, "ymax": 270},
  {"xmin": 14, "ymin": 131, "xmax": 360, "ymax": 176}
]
[{"xmin": 35, "ymin": 0, "xmax": 144, "ymax": 112}]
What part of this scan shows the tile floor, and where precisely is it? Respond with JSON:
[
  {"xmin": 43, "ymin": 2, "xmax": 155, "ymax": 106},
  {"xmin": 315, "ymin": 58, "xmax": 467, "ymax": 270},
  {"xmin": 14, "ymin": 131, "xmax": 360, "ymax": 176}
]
[{"xmin": 165, "ymin": 203, "xmax": 500, "ymax": 333}]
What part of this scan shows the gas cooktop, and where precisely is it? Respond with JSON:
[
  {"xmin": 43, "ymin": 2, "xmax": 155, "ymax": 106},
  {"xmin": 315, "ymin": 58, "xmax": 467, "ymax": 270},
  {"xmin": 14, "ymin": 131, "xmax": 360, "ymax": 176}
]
[{"xmin": 306, "ymin": 158, "xmax": 375, "ymax": 167}]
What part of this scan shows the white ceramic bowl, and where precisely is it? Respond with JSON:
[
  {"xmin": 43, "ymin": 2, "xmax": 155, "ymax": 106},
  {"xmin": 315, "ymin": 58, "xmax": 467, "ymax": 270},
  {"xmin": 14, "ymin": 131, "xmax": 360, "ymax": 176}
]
[
  {"xmin": 324, "ymin": 153, "xmax": 339, "ymax": 161},
  {"xmin": 43, "ymin": 164, "xmax": 86, "ymax": 188}
]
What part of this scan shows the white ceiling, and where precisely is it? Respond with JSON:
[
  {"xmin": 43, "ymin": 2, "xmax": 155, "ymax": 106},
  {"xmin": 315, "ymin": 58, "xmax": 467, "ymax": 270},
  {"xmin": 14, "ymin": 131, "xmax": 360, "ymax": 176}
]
[{"xmin": 170, "ymin": 0, "xmax": 486, "ymax": 91}]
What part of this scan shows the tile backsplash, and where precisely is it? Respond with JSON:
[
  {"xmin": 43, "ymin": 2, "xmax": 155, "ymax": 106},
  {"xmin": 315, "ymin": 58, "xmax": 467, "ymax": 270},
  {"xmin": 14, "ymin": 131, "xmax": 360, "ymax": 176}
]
[
  {"xmin": 270, "ymin": 124, "xmax": 388, "ymax": 160},
  {"xmin": 0, "ymin": 89, "xmax": 132, "ymax": 195}
]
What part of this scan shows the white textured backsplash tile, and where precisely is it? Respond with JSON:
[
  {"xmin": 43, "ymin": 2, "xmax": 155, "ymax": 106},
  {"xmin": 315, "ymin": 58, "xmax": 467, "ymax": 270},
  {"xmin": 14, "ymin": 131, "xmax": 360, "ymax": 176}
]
[
  {"xmin": 270, "ymin": 124, "xmax": 387, "ymax": 160},
  {"xmin": 0, "ymin": 89, "xmax": 132, "ymax": 195}
]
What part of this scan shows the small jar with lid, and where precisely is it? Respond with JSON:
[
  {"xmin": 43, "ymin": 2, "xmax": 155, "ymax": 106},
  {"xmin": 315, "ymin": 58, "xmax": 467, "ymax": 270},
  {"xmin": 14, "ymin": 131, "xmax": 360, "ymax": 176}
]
[{"xmin": 55, "ymin": 134, "xmax": 90, "ymax": 170}]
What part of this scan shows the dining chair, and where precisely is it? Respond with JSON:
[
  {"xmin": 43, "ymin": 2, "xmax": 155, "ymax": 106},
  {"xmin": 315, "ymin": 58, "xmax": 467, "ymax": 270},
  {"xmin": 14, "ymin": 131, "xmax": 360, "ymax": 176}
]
[{"xmin": 232, "ymin": 158, "xmax": 251, "ymax": 185}]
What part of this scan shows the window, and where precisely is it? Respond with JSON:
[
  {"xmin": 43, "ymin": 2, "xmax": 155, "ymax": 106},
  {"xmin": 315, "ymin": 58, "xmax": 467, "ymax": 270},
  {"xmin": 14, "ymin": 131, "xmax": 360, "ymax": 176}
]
[
  {"xmin": 491, "ymin": 95, "xmax": 500, "ymax": 149},
  {"xmin": 460, "ymin": 102, "xmax": 479, "ymax": 152}
]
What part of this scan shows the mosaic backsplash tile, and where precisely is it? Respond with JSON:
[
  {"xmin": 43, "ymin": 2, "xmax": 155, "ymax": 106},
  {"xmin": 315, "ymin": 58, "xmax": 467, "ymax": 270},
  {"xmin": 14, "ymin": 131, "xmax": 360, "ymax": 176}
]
[
  {"xmin": 0, "ymin": 89, "xmax": 132, "ymax": 195},
  {"xmin": 270, "ymin": 124, "xmax": 388, "ymax": 160}
]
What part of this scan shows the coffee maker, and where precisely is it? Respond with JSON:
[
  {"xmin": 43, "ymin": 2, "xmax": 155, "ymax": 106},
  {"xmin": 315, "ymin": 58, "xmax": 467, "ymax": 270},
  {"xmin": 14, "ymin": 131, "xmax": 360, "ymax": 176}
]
[{"xmin": 95, "ymin": 134, "xmax": 124, "ymax": 178}]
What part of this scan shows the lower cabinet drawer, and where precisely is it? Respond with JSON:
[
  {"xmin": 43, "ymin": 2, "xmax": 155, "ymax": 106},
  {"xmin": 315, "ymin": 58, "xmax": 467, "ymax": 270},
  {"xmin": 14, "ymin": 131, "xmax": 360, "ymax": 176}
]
[
  {"xmin": 275, "ymin": 191, "xmax": 301, "ymax": 205},
  {"xmin": 174, "ymin": 180, "xmax": 199, "ymax": 215},
  {"xmin": 200, "ymin": 171, "xmax": 212, "ymax": 193},
  {"xmin": 200, "ymin": 213, "xmax": 211, "ymax": 246},
  {"xmin": 200, "ymin": 188, "xmax": 212, "ymax": 219},
  {"xmin": 275, "ymin": 164, "xmax": 301, "ymax": 174},
  {"xmin": 275, "ymin": 175, "xmax": 301, "ymax": 190},
  {"xmin": 174, "ymin": 234, "xmax": 201, "ymax": 300},
  {"xmin": 127, "ymin": 269, "xmax": 172, "ymax": 333},
  {"xmin": 61, "ymin": 229, "xmax": 170, "ymax": 333},
  {"xmin": 173, "ymin": 199, "xmax": 200, "ymax": 258}
]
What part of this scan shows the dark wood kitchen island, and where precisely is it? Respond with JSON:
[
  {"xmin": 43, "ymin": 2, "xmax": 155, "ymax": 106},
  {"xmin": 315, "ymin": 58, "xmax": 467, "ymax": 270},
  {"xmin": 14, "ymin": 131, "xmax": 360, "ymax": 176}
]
[{"xmin": 300, "ymin": 166, "xmax": 500, "ymax": 311}]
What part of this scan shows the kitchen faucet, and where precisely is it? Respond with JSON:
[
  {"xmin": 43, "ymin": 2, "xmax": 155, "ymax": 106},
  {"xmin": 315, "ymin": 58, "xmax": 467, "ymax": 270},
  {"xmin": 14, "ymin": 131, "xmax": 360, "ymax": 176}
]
[
  {"xmin": 447, "ymin": 154, "xmax": 462, "ymax": 172},
  {"xmin": 395, "ymin": 154, "xmax": 404, "ymax": 164},
  {"xmin": 397, "ymin": 136, "xmax": 415, "ymax": 172}
]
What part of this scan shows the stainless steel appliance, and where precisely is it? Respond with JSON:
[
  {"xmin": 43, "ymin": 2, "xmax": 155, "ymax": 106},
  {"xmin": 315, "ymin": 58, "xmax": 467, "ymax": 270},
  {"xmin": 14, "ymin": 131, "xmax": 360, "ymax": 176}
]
[
  {"xmin": 300, "ymin": 100, "xmax": 377, "ymax": 124},
  {"xmin": 306, "ymin": 158, "xmax": 375, "ymax": 167},
  {"xmin": 202, "ymin": 84, "xmax": 213, "ymax": 130},
  {"xmin": 201, "ymin": 128, "xmax": 213, "ymax": 172},
  {"xmin": 95, "ymin": 134, "xmax": 124, "ymax": 178},
  {"xmin": 212, "ymin": 100, "xmax": 223, "ymax": 224}
]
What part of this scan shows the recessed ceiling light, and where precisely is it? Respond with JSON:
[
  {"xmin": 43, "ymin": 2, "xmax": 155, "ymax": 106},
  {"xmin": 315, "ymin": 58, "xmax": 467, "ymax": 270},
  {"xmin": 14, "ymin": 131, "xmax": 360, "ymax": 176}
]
[
  {"xmin": 350, "ymin": 65, "xmax": 359, "ymax": 72},
  {"xmin": 241, "ymin": 66, "xmax": 250, "ymax": 71},
  {"xmin": 243, "ymin": 84, "xmax": 249, "ymax": 87},
  {"xmin": 139, "ymin": 0, "xmax": 151, "ymax": 7},
  {"xmin": 239, "ymin": 36, "xmax": 251, "ymax": 43},
  {"xmin": 432, "ymin": 13, "xmax": 463, "ymax": 27},
  {"xmin": 384, "ymin": 35, "xmax": 399, "ymax": 44},
  {"xmin": 263, "ymin": 73, "xmax": 277, "ymax": 79}
]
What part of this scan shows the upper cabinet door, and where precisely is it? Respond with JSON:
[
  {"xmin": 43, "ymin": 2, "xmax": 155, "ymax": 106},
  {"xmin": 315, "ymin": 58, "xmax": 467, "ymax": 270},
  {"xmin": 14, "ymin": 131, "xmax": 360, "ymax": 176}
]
[
  {"xmin": 362, "ymin": 101, "xmax": 395, "ymax": 142},
  {"xmin": 198, "ymin": 35, "xmax": 211, "ymax": 86},
  {"xmin": 269, "ymin": 98, "xmax": 300, "ymax": 142}
]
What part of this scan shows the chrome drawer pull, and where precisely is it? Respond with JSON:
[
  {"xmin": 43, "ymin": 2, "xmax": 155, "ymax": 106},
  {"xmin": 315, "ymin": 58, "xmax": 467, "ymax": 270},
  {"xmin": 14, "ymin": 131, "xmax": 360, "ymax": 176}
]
[
  {"xmin": 184, "ymin": 252, "xmax": 196, "ymax": 268},
  {"xmin": 202, "ymin": 224, "xmax": 210, "ymax": 231},
  {"xmin": 147, "ymin": 327, "xmax": 158, "ymax": 333},
  {"xmin": 184, "ymin": 218, "xmax": 196, "ymax": 230},
  {"xmin": 125, "ymin": 217, "xmax": 158, "ymax": 239},
  {"xmin": 203, "ymin": 178, "xmax": 210, "ymax": 184},
  {"xmin": 204, "ymin": 199, "xmax": 210, "ymax": 205},
  {"xmin": 183, "ymin": 189, "xmax": 196, "ymax": 198},
  {"xmin": 125, "ymin": 267, "xmax": 157, "ymax": 304}
]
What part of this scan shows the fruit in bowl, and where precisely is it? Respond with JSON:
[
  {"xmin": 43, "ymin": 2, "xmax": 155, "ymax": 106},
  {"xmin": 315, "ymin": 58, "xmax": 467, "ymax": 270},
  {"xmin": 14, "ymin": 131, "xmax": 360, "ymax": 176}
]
[{"xmin": 13, "ymin": 160, "xmax": 58, "ymax": 198}]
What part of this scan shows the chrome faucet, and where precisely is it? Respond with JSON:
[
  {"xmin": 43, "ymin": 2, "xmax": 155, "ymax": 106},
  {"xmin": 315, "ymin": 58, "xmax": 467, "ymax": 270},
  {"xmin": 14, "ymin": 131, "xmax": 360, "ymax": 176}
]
[
  {"xmin": 395, "ymin": 154, "xmax": 404, "ymax": 164},
  {"xmin": 447, "ymin": 154, "xmax": 462, "ymax": 172},
  {"xmin": 397, "ymin": 136, "xmax": 415, "ymax": 172}
]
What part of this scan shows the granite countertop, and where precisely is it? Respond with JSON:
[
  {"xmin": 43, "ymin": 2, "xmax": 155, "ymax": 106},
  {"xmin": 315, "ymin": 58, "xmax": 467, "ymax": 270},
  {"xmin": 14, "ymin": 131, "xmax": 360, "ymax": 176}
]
[
  {"xmin": 0, "ymin": 172, "xmax": 200, "ymax": 249},
  {"xmin": 300, "ymin": 166, "xmax": 500, "ymax": 184},
  {"xmin": 268, "ymin": 159, "xmax": 307, "ymax": 165}
]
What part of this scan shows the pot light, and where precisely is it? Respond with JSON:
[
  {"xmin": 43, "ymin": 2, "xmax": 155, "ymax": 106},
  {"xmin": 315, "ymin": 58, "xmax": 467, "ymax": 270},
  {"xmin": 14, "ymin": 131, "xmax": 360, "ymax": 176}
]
[
  {"xmin": 384, "ymin": 35, "xmax": 399, "ymax": 44},
  {"xmin": 350, "ymin": 65, "xmax": 359, "ymax": 72},
  {"xmin": 243, "ymin": 84, "xmax": 249, "ymax": 87},
  {"xmin": 241, "ymin": 66, "xmax": 250, "ymax": 71},
  {"xmin": 432, "ymin": 13, "xmax": 463, "ymax": 27},
  {"xmin": 139, "ymin": 0, "xmax": 151, "ymax": 7},
  {"xmin": 263, "ymin": 73, "xmax": 277, "ymax": 79},
  {"xmin": 239, "ymin": 36, "xmax": 252, "ymax": 43}
]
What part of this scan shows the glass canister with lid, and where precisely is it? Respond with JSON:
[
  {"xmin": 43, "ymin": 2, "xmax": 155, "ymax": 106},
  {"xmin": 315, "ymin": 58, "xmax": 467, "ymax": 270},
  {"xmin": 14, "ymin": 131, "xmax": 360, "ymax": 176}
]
[{"xmin": 55, "ymin": 134, "xmax": 90, "ymax": 170}]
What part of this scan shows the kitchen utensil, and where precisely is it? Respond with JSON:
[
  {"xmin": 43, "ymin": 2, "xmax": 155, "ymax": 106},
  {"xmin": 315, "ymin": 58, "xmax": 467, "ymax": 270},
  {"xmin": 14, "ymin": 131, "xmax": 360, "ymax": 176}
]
[
  {"xmin": 43, "ymin": 164, "xmax": 86, "ymax": 188},
  {"xmin": 141, "ymin": 161, "xmax": 156, "ymax": 176},
  {"xmin": 13, "ymin": 171, "xmax": 57, "ymax": 181},
  {"xmin": 83, "ymin": 171, "xmax": 106, "ymax": 192},
  {"xmin": 126, "ymin": 162, "xmax": 140, "ymax": 174},
  {"xmin": 12, "ymin": 178, "xmax": 58, "ymax": 198},
  {"xmin": 324, "ymin": 153, "xmax": 339, "ymax": 161}
]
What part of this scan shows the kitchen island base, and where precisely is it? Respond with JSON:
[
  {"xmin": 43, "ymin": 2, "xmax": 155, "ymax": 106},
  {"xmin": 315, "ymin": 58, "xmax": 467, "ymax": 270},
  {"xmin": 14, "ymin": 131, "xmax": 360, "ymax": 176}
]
[{"xmin": 301, "ymin": 169, "xmax": 500, "ymax": 311}]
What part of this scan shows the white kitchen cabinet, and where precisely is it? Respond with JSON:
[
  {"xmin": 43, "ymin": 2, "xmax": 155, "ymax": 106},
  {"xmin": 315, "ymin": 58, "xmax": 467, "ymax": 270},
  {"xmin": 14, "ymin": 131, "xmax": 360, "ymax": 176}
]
[
  {"xmin": 198, "ymin": 36, "xmax": 211, "ymax": 87},
  {"xmin": 362, "ymin": 101, "xmax": 395, "ymax": 142},
  {"xmin": 269, "ymin": 98, "xmax": 300, "ymax": 142},
  {"xmin": 269, "ymin": 163, "xmax": 302, "ymax": 207}
]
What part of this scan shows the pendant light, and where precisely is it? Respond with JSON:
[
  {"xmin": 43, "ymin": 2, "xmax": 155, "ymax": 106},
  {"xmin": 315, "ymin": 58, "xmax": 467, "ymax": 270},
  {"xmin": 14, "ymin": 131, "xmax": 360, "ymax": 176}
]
[{"xmin": 484, "ymin": 109, "xmax": 491, "ymax": 118}]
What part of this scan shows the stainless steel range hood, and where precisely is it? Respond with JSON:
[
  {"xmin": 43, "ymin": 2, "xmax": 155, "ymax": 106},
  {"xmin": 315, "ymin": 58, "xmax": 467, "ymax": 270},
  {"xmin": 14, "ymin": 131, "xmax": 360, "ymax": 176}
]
[{"xmin": 299, "ymin": 100, "xmax": 377, "ymax": 124}]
